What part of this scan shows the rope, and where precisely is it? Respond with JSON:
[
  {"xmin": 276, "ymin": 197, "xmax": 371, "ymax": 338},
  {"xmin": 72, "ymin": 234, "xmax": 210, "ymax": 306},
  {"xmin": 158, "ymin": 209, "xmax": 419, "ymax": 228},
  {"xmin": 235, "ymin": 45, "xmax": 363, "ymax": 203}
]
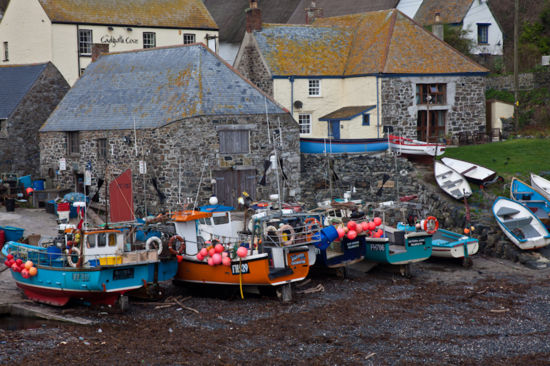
[{"xmin": 239, "ymin": 257, "xmax": 244, "ymax": 299}]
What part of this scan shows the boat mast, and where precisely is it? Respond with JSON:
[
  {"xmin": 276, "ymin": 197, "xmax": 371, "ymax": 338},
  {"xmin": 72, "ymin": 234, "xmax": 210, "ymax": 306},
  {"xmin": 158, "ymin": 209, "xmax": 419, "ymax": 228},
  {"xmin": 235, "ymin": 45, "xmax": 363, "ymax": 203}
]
[{"xmin": 265, "ymin": 97, "xmax": 282, "ymax": 212}]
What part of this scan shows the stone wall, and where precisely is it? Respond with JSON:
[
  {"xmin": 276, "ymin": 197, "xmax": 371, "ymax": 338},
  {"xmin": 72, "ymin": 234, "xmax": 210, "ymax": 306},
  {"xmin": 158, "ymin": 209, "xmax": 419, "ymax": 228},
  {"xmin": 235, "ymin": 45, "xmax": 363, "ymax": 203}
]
[
  {"xmin": 40, "ymin": 113, "xmax": 300, "ymax": 214},
  {"xmin": 234, "ymin": 41, "xmax": 273, "ymax": 96},
  {"xmin": 485, "ymin": 73, "xmax": 534, "ymax": 91},
  {"xmin": 381, "ymin": 75, "xmax": 486, "ymax": 139},
  {"xmin": 0, "ymin": 63, "xmax": 69, "ymax": 177}
]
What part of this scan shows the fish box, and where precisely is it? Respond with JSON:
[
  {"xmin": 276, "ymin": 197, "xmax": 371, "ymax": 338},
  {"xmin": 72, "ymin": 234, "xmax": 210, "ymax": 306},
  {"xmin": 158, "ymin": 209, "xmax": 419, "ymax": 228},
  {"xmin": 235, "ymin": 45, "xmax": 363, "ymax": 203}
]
[{"xmin": 99, "ymin": 256, "xmax": 123, "ymax": 265}]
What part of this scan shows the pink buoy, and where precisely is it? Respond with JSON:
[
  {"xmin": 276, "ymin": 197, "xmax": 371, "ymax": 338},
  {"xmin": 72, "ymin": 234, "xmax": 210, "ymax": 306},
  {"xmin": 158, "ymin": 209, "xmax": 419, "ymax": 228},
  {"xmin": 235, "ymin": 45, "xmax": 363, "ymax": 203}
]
[
  {"xmin": 21, "ymin": 269, "xmax": 29, "ymax": 279},
  {"xmin": 373, "ymin": 217, "xmax": 382, "ymax": 226},
  {"xmin": 15, "ymin": 259, "xmax": 22, "ymax": 266},
  {"xmin": 377, "ymin": 229, "xmax": 384, "ymax": 237},
  {"xmin": 199, "ymin": 248, "xmax": 208, "ymax": 257},
  {"xmin": 347, "ymin": 230, "xmax": 357, "ymax": 240},
  {"xmin": 212, "ymin": 253, "xmax": 222, "ymax": 265},
  {"xmin": 7, "ymin": 254, "xmax": 13, "ymax": 261},
  {"xmin": 347, "ymin": 221, "xmax": 357, "ymax": 231},
  {"xmin": 4, "ymin": 260, "xmax": 10, "ymax": 268},
  {"xmin": 355, "ymin": 223, "xmax": 363, "ymax": 234},
  {"xmin": 367, "ymin": 222, "xmax": 376, "ymax": 231},
  {"xmin": 207, "ymin": 257, "xmax": 215, "ymax": 266},
  {"xmin": 11, "ymin": 263, "xmax": 18, "ymax": 272},
  {"xmin": 361, "ymin": 222, "xmax": 369, "ymax": 232},
  {"xmin": 221, "ymin": 251, "xmax": 229, "ymax": 258},
  {"xmin": 336, "ymin": 227, "xmax": 346, "ymax": 239},
  {"xmin": 214, "ymin": 243, "xmax": 224, "ymax": 253},
  {"xmin": 222, "ymin": 256, "xmax": 231, "ymax": 266},
  {"xmin": 208, "ymin": 248, "xmax": 216, "ymax": 257},
  {"xmin": 196, "ymin": 253, "xmax": 204, "ymax": 261},
  {"xmin": 236, "ymin": 246, "xmax": 248, "ymax": 258},
  {"xmin": 373, "ymin": 231, "xmax": 381, "ymax": 238}
]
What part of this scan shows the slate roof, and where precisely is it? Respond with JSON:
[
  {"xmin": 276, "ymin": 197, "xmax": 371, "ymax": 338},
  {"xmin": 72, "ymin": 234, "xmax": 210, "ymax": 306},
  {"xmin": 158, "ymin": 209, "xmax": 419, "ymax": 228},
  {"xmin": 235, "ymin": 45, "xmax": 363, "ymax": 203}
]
[
  {"xmin": 41, "ymin": 44, "xmax": 287, "ymax": 132},
  {"xmin": 287, "ymin": 0, "xmax": 398, "ymax": 24},
  {"xmin": 319, "ymin": 106, "xmax": 375, "ymax": 121},
  {"xmin": 203, "ymin": 0, "xmax": 300, "ymax": 43},
  {"xmin": 255, "ymin": 9, "xmax": 488, "ymax": 76},
  {"xmin": 414, "ymin": 0, "xmax": 473, "ymax": 25},
  {"xmin": 0, "ymin": 63, "xmax": 47, "ymax": 119},
  {"xmin": 37, "ymin": 0, "xmax": 218, "ymax": 29}
]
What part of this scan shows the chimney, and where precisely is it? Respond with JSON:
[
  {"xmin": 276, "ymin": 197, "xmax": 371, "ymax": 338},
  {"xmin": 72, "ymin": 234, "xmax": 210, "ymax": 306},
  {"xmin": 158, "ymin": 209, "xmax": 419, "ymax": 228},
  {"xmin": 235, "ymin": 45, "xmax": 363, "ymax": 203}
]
[
  {"xmin": 305, "ymin": 1, "xmax": 323, "ymax": 25},
  {"xmin": 92, "ymin": 43, "xmax": 109, "ymax": 62},
  {"xmin": 245, "ymin": 0, "xmax": 262, "ymax": 33},
  {"xmin": 432, "ymin": 12, "xmax": 444, "ymax": 40}
]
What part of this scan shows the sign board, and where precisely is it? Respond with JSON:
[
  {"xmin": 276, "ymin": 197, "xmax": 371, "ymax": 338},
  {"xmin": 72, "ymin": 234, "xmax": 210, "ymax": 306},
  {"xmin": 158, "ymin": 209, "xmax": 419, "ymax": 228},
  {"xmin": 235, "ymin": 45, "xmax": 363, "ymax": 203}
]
[
  {"xmin": 139, "ymin": 160, "xmax": 147, "ymax": 174},
  {"xmin": 84, "ymin": 170, "xmax": 92, "ymax": 186},
  {"xmin": 59, "ymin": 158, "xmax": 66, "ymax": 171}
]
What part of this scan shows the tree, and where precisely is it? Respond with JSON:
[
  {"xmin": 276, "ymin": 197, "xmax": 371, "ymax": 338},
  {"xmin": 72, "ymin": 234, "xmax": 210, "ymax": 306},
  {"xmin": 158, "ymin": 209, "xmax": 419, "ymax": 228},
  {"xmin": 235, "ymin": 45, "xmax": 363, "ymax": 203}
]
[{"xmin": 441, "ymin": 24, "xmax": 474, "ymax": 57}]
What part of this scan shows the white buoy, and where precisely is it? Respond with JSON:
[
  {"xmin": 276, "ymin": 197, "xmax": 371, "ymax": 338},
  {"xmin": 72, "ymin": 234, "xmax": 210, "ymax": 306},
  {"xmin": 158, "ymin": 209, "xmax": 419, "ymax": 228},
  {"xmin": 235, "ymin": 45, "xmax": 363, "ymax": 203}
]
[{"xmin": 209, "ymin": 196, "xmax": 219, "ymax": 205}]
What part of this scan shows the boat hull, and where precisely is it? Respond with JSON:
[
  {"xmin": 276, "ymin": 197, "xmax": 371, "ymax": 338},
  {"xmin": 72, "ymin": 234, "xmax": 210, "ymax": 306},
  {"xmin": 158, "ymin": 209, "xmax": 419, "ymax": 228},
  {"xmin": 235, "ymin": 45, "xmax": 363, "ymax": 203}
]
[
  {"xmin": 315, "ymin": 236, "xmax": 365, "ymax": 268},
  {"xmin": 440, "ymin": 157, "xmax": 497, "ymax": 185},
  {"xmin": 432, "ymin": 239, "xmax": 479, "ymax": 258},
  {"xmin": 175, "ymin": 248, "xmax": 311, "ymax": 286},
  {"xmin": 300, "ymin": 137, "xmax": 387, "ymax": 154},
  {"xmin": 364, "ymin": 233, "xmax": 432, "ymax": 265}
]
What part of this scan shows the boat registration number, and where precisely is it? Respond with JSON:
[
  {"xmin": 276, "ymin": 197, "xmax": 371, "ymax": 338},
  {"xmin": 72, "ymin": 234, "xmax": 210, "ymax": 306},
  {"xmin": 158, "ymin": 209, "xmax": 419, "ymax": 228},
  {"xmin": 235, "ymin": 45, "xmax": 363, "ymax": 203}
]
[
  {"xmin": 231, "ymin": 263, "xmax": 250, "ymax": 275},
  {"xmin": 72, "ymin": 273, "xmax": 90, "ymax": 282},
  {"xmin": 345, "ymin": 240, "xmax": 360, "ymax": 250},
  {"xmin": 369, "ymin": 243, "xmax": 385, "ymax": 252},
  {"xmin": 289, "ymin": 253, "xmax": 306, "ymax": 265},
  {"xmin": 113, "ymin": 268, "xmax": 134, "ymax": 280},
  {"xmin": 408, "ymin": 237, "xmax": 425, "ymax": 247}
]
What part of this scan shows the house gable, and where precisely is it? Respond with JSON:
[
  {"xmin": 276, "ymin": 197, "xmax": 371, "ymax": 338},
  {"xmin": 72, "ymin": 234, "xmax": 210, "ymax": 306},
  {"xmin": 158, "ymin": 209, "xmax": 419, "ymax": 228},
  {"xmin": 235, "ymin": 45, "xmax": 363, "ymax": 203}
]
[{"xmin": 0, "ymin": 63, "xmax": 47, "ymax": 119}]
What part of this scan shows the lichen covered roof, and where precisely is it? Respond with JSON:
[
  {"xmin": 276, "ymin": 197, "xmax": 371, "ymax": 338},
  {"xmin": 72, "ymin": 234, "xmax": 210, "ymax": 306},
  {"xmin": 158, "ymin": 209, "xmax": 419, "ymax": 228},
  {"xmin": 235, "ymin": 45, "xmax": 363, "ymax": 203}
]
[
  {"xmin": 414, "ymin": 0, "xmax": 473, "ymax": 25},
  {"xmin": 0, "ymin": 63, "xmax": 47, "ymax": 119},
  {"xmin": 255, "ymin": 9, "xmax": 487, "ymax": 77},
  {"xmin": 41, "ymin": 44, "xmax": 286, "ymax": 132},
  {"xmin": 319, "ymin": 106, "xmax": 375, "ymax": 121},
  {"xmin": 38, "ymin": 0, "xmax": 218, "ymax": 29},
  {"xmin": 287, "ymin": 0, "xmax": 398, "ymax": 24}
]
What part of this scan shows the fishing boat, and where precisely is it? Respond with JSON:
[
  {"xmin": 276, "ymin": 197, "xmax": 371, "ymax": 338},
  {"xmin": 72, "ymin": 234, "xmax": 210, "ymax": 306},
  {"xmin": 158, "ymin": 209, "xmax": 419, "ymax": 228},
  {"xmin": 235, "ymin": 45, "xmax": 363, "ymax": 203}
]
[
  {"xmin": 388, "ymin": 134, "xmax": 445, "ymax": 157},
  {"xmin": 531, "ymin": 173, "xmax": 550, "ymax": 201},
  {"xmin": 492, "ymin": 196, "xmax": 550, "ymax": 250},
  {"xmin": 169, "ymin": 209, "xmax": 334, "ymax": 301},
  {"xmin": 434, "ymin": 161, "xmax": 472, "ymax": 200},
  {"xmin": 198, "ymin": 203, "xmax": 244, "ymax": 243},
  {"xmin": 440, "ymin": 157, "xmax": 497, "ymax": 185},
  {"xmin": 1, "ymin": 223, "xmax": 179, "ymax": 309},
  {"xmin": 510, "ymin": 177, "xmax": 550, "ymax": 227},
  {"xmin": 300, "ymin": 137, "xmax": 388, "ymax": 154}
]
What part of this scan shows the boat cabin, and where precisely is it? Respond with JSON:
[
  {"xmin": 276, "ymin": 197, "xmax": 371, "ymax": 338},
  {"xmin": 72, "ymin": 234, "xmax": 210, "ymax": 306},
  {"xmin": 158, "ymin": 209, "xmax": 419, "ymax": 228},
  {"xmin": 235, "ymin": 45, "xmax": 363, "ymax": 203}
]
[{"xmin": 198, "ymin": 205, "xmax": 244, "ymax": 242}]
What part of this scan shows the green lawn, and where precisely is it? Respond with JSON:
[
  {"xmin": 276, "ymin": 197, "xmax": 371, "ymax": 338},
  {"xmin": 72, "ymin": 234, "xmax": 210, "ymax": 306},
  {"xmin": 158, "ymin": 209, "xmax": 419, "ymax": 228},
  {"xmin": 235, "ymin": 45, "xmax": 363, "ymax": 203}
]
[{"xmin": 441, "ymin": 138, "xmax": 550, "ymax": 181}]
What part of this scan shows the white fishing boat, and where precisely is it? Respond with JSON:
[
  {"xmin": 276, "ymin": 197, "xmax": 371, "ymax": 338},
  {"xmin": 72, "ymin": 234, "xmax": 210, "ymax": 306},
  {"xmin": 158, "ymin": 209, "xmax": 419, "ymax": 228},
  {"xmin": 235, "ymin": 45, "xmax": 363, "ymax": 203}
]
[
  {"xmin": 531, "ymin": 173, "xmax": 550, "ymax": 201},
  {"xmin": 434, "ymin": 161, "xmax": 472, "ymax": 200},
  {"xmin": 441, "ymin": 157, "xmax": 497, "ymax": 185},
  {"xmin": 492, "ymin": 197, "xmax": 550, "ymax": 250},
  {"xmin": 389, "ymin": 135, "xmax": 445, "ymax": 157}
]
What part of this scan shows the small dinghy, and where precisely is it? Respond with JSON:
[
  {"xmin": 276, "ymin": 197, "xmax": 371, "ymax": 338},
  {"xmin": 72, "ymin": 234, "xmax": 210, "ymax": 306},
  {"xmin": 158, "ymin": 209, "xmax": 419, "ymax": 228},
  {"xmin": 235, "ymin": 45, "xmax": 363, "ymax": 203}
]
[
  {"xmin": 440, "ymin": 157, "xmax": 497, "ymax": 185},
  {"xmin": 492, "ymin": 197, "xmax": 550, "ymax": 250},
  {"xmin": 510, "ymin": 177, "xmax": 550, "ymax": 227},
  {"xmin": 434, "ymin": 161, "xmax": 472, "ymax": 200},
  {"xmin": 389, "ymin": 135, "xmax": 445, "ymax": 157},
  {"xmin": 531, "ymin": 173, "xmax": 550, "ymax": 201}
]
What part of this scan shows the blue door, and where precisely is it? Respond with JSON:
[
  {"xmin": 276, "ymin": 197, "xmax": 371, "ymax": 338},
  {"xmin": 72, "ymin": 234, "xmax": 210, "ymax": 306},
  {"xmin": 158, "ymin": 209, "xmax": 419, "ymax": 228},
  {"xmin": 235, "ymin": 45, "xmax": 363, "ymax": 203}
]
[{"xmin": 329, "ymin": 121, "xmax": 340, "ymax": 139}]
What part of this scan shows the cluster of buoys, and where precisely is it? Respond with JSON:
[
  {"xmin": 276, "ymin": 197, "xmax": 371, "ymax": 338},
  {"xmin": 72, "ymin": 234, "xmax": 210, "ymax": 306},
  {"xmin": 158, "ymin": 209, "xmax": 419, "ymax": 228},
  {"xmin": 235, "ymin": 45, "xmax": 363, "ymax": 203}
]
[
  {"xmin": 4, "ymin": 255, "xmax": 38, "ymax": 278},
  {"xmin": 335, "ymin": 217, "xmax": 384, "ymax": 240},
  {"xmin": 196, "ymin": 242, "xmax": 249, "ymax": 267}
]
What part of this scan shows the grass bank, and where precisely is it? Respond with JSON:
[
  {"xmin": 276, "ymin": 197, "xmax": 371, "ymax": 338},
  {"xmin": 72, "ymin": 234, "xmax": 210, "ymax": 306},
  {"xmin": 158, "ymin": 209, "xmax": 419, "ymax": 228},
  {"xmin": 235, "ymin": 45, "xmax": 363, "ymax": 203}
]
[{"xmin": 441, "ymin": 138, "xmax": 550, "ymax": 181}]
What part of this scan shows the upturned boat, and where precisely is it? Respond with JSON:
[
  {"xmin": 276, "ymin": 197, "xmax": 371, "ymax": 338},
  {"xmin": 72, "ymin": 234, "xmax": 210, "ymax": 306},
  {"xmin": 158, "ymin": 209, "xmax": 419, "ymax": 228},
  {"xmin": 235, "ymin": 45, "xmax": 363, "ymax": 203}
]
[
  {"xmin": 1, "ymin": 223, "xmax": 179, "ymax": 310},
  {"xmin": 531, "ymin": 173, "xmax": 550, "ymax": 201}
]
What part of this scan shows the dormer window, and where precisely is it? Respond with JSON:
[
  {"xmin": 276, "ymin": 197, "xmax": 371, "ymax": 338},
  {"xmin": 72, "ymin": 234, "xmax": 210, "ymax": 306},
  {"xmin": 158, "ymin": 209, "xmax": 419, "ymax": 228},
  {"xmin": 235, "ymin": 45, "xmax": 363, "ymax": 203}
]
[{"xmin": 477, "ymin": 24, "xmax": 489, "ymax": 44}]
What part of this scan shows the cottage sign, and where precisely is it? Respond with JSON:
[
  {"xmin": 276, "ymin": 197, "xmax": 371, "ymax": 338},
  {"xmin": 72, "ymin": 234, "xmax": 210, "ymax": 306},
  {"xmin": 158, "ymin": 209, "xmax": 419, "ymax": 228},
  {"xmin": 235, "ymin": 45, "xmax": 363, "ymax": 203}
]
[{"xmin": 100, "ymin": 34, "xmax": 139, "ymax": 48}]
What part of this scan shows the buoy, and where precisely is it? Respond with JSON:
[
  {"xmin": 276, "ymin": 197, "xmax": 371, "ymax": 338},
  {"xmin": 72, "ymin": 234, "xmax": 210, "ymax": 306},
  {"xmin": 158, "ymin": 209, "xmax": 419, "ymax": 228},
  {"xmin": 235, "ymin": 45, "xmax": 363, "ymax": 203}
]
[
  {"xmin": 199, "ymin": 248, "xmax": 208, "ymax": 257},
  {"xmin": 24, "ymin": 261, "xmax": 33, "ymax": 270},
  {"xmin": 208, "ymin": 248, "xmax": 216, "ymax": 257},
  {"xmin": 176, "ymin": 255, "xmax": 183, "ymax": 263},
  {"xmin": 11, "ymin": 263, "xmax": 20, "ymax": 272},
  {"xmin": 21, "ymin": 269, "xmax": 29, "ymax": 279},
  {"xmin": 214, "ymin": 243, "xmax": 224, "ymax": 253},
  {"xmin": 221, "ymin": 251, "xmax": 229, "ymax": 258},
  {"xmin": 212, "ymin": 253, "xmax": 222, "ymax": 265},
  {"xmin": 4, "ymin": 260, "xmax": 10, "ymax": 267},
  {"xmin": 15, "ymin": 259, "xmax": 23, "ymax": 266},
  {"xmin": 347, "ymin": 230, "xmax": 357, "ymax": 240},
  {"xmin": 347, "ymin": 221, "xmax": 357, "ymax": 231},
  {"xmin": 367, "ymin": 222, "xmax": 376, "ymax": 231},
  {"xmin": 207, "ymin": 257, "xmax": 214, "ymax": 266},
  {"xmin": 361, "ymin": 222, "xmax": 369, "ymax": 232},
  {"xmin": 236, "ymin": 246, "xmax": 248, "ymax": 258},
  {"xmin": 464, "ymin": 228, "xmax": 470, "ymax": 234},
  {"xmin": 7, "ymin": 254, "xmax": 13, "ymax": 261},
  {"xmin": 222, "ymin": 256, "xmax": 231, "ymax": 266},
  {"xmin": 336, "ymin": 227, "xmax": 346, "ymax": 239},
  {"xmin": 373, "ymin": 217, "xmax": 382, "ymax": 226},
  {"xmin": 29, "ymin": 267, "xmax": 37, "ymax": 276},
  {"xmin": 196, "ymin": 253, "xmax": 204, "ymax": 261}
]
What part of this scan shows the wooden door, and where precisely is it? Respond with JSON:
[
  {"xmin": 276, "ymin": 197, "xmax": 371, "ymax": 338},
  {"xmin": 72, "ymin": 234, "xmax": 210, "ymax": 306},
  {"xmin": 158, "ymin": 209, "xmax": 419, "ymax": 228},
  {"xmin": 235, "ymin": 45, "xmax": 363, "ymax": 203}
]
[
  {"xmin": 214, "ymin": 169, "xmax": 256, "ymax": 206},
  {"xmin": 417, "ymin": 110, "xmax": 446, "ymax": 142}
]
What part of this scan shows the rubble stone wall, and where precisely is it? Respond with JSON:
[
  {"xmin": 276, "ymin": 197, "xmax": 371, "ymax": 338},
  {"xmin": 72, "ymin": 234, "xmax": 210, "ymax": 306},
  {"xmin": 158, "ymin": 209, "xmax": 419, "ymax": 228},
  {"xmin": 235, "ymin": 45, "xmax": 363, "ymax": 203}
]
[{"xmin": 234, "ymin": 43, "xmax": 273, "ymax": 96}]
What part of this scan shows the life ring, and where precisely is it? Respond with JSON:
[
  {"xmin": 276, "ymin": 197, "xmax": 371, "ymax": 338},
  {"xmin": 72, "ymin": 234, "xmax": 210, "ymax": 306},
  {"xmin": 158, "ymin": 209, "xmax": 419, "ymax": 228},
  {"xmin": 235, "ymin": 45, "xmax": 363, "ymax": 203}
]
[
  {"xmin": 65, "ymin": 246, "xmax": 82, "ymax": 268},
  {"xmin": 423, "ymin": 216, "xmax": 439, "ymax": 234},
  {"xmin": 304, "ymin": 217, "xmax": 321, "ymax": 242},
  {"xmin": 146, "ymin": 236, "xmax": 163, "ymax": 256},
  {"xmin": 167, "ymin": 235, "xmax": 185, "ymax": 255},
  {"xmin": 277, "ymin": 224, "xmax": 295, "ymax": 246}
]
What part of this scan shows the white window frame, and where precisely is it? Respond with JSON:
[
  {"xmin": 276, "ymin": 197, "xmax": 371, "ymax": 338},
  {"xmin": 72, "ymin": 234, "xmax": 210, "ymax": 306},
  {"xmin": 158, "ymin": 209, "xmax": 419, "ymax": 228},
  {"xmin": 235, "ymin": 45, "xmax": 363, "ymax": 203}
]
[
  {"xmin": 143, "ymin": 32, "xmax": 156, "ymax": 49},
  {"xmin": 298, "ymin": 114, "xmax": 312, "ymax": 135},
  {"xmin": 477, "ymin": 24, "xmax": 489, "ymax": 45},
  {"xmin": 308, "ymin": 79, "xmax": 321, "ymax": 97},
  {"xmin": 2, "ymin": 42, "xmax": 8, "ymax": 62},
  {"xmin": 183, "ymin": 33, "xmax": 196, "ymax": 45},
  {"xmin": 78, "ymin": 29, "xmax": 93, "ymax": 56},
  {"xmin": 67, "ymin": 131, "xmax": 80, "ymax": 155}
]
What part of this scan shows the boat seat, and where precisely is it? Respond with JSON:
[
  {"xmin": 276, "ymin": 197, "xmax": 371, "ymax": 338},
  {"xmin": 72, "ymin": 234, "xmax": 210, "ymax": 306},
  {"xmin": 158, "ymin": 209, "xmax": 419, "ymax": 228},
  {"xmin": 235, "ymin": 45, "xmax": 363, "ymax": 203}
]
[
  {"xmin": 460, "ymin": 166, "xmax": 477, "ymax": 175},
  {"xmin": 436, "ymin": 172, "xmax": 451, "ymax": 179},
  {"xmin": 449, "ymin": 189, "xmax": 463, "ymax": 197},
  {"xmin": 496, "ymin": 207, "xmax": 520, "ymax": 217},
  {"xmin": 502, "ymin": 216, "xmax": 532, "ymax": 229}
]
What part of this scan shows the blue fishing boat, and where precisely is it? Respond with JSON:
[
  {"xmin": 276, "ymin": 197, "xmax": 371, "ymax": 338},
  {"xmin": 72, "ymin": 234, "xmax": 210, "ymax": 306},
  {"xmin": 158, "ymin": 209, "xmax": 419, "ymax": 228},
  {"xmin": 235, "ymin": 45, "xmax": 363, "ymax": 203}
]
[
  {"xmin": 510, "ymin": 177, "xmax": 550, "ymax": 227},
  {"xmin": 300, "ymin": 137, "xmax": 388, "ymax": 154},
  {"xmin": 1, "ymin": 224, "xmax": 179, "ymax": 310}
]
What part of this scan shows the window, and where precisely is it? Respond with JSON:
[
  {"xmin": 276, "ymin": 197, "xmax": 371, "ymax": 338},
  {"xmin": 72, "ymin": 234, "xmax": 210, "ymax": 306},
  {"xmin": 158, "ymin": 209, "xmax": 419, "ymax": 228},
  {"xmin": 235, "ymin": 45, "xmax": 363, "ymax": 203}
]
[
  {"xmin": 97, "ymin": 138, "xmax": 107, "ymax": 159},
  {"xmin": 79, "ymin": 68, "xmax": 86, "ymax": 76},
  {"xmin": 143, "ymin": 32, "xmax": 156, "ymax": 48},
  {"xmin": 97, "ymin": 233, "xmax": 106, "ymax": 247},
  {"xmin": 2, "ymin": 42, "xmax": 8, "ymax": 61},
  {"xmin": 86, "ymin": 235, "xmax": 96, "ymax": 248},
  {"xmin": 362, "ymin": 114, "xmax": 370, "ymax": 126},
  {"xmin": 308, "ymin": 79, "xmax": 320, "ymax": 96},
  {"xmin": 298, "ymin": 114, "xmax": 311, "ymax": 134},
  {"xmin": 477, "ymin": 24, "xmax": 489, "ymax": 44},
  {"xmin": 78, "ymin": 29, "xmax": 93, "ymax": 56},
  {"xmin": 219, "ymin": 130, "xmax": 249, "ymax": 154},
  {"xmin": 183, "ymin": 33, "xmax": 195, "ymax": 44},
  {"xmin": 67, "ymin": 131, "xmax": 80, "ymax": 155},
  {"xmin": 0, "ymin": 119, "xmax": 7, "ymax": 138},
  {"xmin": 416, "ymin": 84, "xmax": 446, "ymax": 105}
]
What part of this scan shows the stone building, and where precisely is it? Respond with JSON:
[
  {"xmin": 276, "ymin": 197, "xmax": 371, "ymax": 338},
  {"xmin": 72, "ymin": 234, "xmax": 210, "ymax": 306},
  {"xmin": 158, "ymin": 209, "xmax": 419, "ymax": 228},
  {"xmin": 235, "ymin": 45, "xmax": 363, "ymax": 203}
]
[
  {"xmin": 0, "ymin": 62, "xmax": 69, "ymax": 177},
  {"xmin": 0, "ymin": 0, "xmax": 218, "ymax": 85},
  {"xmin": 235, "ymin": 7, "xmax": 489, "ymax": 146},
  {"xmin": 39, "ymin": 44, "xmax": 300, "ymax": 213}
]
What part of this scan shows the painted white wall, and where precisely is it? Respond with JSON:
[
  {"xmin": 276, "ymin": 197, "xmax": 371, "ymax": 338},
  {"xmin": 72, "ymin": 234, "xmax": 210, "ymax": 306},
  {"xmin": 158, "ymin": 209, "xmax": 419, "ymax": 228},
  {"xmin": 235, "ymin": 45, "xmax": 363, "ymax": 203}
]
[
  {"xmin": 220, "ymin": 42, "xmax": 240, "ymax": 66},
  {"xmin": 273, "ymin": 76, "xmax": 381, "ymax": 139},
  {"xmin": 396, "ymin": 0, "xmax": 423, "ymax": 19},
  {"xmin": 489, "ymin": 100, "xmax": 514, "ymax": 130},
  {"xmin": 463, "ymin": 0, "xmax": 503, "ymax": 56},
  {"xmin": 0, "ymin": 0, "xmax": 52, "ymax": 65}
]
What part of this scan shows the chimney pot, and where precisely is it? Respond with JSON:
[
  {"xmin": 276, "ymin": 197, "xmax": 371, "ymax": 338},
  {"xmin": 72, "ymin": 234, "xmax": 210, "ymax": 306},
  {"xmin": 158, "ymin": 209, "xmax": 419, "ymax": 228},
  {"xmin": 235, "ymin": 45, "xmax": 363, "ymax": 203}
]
[{"xmin": 245, "ymin": 1, "xmax": 262, "ymax": 32}]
